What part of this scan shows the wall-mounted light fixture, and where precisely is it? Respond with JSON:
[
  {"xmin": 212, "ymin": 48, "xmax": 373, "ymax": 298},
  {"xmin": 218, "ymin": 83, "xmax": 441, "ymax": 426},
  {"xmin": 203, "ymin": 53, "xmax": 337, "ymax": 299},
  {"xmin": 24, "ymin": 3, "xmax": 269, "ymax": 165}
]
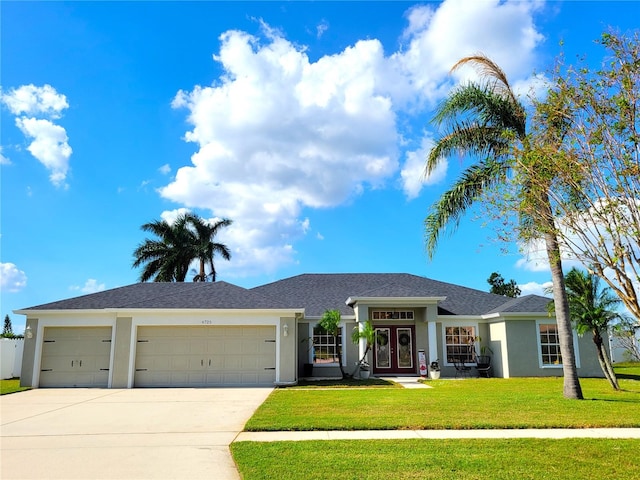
[
  {"xmin": 25, "ymin": 325, "xmax": 33, "ymax": 339},
  {"xmin": 283, "ymin": 323, "xmax": 289, "ymax": 337}
]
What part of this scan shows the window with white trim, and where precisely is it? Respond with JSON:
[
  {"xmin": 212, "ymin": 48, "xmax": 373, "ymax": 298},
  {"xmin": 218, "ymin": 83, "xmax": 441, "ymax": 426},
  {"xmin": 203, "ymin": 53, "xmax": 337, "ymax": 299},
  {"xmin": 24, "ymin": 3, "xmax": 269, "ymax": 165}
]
[
  {"xmin": 538, "ymin": 323, "xmax": 562, "ymax": 366},
  {"xmin": 312, "ymin": 325, "xmax": 343, "ymax": 364},
  {"xmin": 445, "ymin": 326, "xmax": 476, "ymax": 363}
]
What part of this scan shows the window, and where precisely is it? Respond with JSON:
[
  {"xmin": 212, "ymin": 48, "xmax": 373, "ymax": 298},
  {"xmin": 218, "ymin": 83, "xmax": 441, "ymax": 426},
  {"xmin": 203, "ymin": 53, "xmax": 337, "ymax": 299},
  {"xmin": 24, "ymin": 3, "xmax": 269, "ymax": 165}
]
[
  {"xmin": 445, "ymin": 326, "xmax": 476, "ymax": 363},
  {"xmin": 372, "ymin": 310, "xmax": 414, "ymax": 320},
  {"xmin": 539, "ymin": 324, "xmax": 562, "ymax": 366},
  {"xmin": 312, "ymin": 326, "xmax": 342, "ymax": 364}
]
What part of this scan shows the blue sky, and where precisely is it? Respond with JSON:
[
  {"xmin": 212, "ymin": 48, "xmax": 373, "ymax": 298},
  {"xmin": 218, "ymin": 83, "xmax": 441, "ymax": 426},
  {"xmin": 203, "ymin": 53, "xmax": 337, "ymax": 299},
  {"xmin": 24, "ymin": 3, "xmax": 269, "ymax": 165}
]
[{"xmin": 2, "ymin": 1, "xmax": 638, "ymax": 333}]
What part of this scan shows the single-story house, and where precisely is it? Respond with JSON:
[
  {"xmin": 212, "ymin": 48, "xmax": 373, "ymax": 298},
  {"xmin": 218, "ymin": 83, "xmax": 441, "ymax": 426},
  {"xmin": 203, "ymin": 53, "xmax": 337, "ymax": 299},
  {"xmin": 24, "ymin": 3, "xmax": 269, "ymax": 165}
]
[{"xmin": 16, "ymin": 273, "xmax": 604, "ymax": 388}]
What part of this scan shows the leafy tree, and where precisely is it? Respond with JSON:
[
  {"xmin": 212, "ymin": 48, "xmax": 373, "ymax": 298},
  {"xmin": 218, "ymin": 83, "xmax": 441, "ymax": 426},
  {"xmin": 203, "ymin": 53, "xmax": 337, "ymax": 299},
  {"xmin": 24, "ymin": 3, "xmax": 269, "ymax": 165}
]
[
  {"xmin": 525, "ymin": 31, "xmax": 640, "ymax": 323},
  {"xmin": 611, "ymin": 318, "xmax": 640, "ymax": 362},
  {"xmin": 319, "ymin": 309, "xmax": 346, "ymax": 379},
  {"xmin": 487, "ymin": 272, "xmax": 521, "ymax": 297},
  {"xmin": 185, "ymin": 213, "xmax": 232, "ymax": 282},
  {"xmin": 2, "ymin": 314, "xmax": 13, "ymax": 337},
  {"xmin": 424, "ymin": 55, "xmax": 583, "ymax": 399},
  {"xmin": 132, "ymin": 213, "xmax": 232, "ymax": 282},
  {"xmin": 547, "ymin": 268, "xmax": 622, "ymax": 390}
]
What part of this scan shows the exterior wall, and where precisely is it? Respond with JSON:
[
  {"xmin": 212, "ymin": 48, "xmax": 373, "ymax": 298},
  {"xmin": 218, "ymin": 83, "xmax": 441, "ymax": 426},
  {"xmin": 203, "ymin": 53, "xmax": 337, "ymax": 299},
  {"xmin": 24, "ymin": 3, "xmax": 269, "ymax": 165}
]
[
  {"xmin": 504, "ymin": 319, "xmax": 604, "ymax": 378},
  {"xmin": 111, "ymin": 317, "xmax": 133, "ymax": 388},
  {"xmin": 277, "ymin": 316, "xmax": 297, "ymax": 384},
  {"xmin": 488, "ymin": 321, "xmax": 508, "ymax": 378},
  {"xmin": 504, "ymin": 321, "xmax": 545, "ymax": 377},
  {"xmin": 21, "ymin": 310, "xmax": 297, "ymax": 388},
  {"xmin": 20, "ymin": 318, "xmax": 39, "ymax": 387},
  {"xmin": 344, "ymin": 319, "xmax": 358, "ymax": 374},
  {"xmin": 575, "ymin": 333, "xmax": 605, "ymax": 377}
]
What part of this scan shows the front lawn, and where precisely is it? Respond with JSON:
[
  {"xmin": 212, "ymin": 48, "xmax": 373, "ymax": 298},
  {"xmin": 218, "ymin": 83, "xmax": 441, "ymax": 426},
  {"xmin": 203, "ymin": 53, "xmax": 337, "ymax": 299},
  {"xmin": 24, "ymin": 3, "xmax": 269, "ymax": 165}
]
[
  {"xmin": 245, "ymin": 376, "xmax": 640, "ymax": 431},
  {"xmin": 231, "ymin": 438, "xmax": 639, "ymax": 480},
  {"xmin": 0, "ymin": 378, "xmax": 29, "ymax": 395}
]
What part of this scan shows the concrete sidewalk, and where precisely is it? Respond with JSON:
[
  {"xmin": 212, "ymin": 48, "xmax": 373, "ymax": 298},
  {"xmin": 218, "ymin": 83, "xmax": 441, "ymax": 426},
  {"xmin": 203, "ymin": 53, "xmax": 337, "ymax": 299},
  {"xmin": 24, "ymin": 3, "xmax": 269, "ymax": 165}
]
[{"xmin": 235, "ymin": 427, "xmax": 640, "ymax": 442}]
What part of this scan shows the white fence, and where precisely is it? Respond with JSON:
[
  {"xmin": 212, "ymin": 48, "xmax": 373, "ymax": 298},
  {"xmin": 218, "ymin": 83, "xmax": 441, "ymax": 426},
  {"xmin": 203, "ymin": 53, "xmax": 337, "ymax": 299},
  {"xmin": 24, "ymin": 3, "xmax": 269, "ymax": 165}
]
[{"xmin": 1, "ymin": 338, "xmax": 24, "ymax": 379}]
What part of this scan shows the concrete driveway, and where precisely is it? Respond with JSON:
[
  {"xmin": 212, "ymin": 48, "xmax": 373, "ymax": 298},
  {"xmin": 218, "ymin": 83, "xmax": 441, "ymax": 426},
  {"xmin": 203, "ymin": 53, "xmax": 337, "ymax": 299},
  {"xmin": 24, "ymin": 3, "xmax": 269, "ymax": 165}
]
[{"xmin": 1, "ymin": 387, "xmax": 272, "ymax": 480}]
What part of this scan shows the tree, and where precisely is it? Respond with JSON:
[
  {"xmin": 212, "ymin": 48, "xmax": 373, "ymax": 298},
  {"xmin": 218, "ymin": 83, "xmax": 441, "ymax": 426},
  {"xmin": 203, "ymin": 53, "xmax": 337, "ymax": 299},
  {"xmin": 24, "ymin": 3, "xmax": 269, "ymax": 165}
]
[
  {"xmin": 2, "ymin": 314, "xmax": 13, "ymax": 337},
  {"xmin": 526, "ymin": 31, "xmax": 640, "ymax": 323},
  {"xmin": 185, "ymin": 214, "xmax": 232, "ymax": 282},
  {"xmin": 351, "ymin": 320, "xmax": 375, "ymax": 376},
  {"xmin": 547, "ymin": 268, "xmax": 622, "ymax": 390},
  {"xmin": 611, "ymin": 318, "xmax": 640, "ymax": 362},
  {"xmin": 424, "ymin": 55, "xmax": 583, "ymax": 399},
  {"xmin": 319, "ymin": 309, "xmax": 346, "ymax": 379},
  {"xmin": 487, "ymin": 272, "xmax": 521, "ymax": 297},
  {"xmin": 132, "ymin": 213, "xmax": 232, "ymax": 282}
]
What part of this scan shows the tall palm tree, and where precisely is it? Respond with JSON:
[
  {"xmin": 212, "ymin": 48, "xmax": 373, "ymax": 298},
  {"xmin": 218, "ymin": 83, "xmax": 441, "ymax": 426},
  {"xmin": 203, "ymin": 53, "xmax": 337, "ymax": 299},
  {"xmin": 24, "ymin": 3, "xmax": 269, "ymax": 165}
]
[
  {"xmin": 185, "ymin": 213, "xmax": 232, "ymax": 282},
  {"xmin": 132, "ymin": 213, "xmax": 232, "ymax": 283},
  {"xmin": 132, "ymin": 214, "xmax": 197, "ymax": 282},
  {"xmin": 551, "ymin": 268, "xmax": 621, "ymax": 390},
  {"xmin": 424, "ymin": 55, "xmax": 583, "ymax": 399}
]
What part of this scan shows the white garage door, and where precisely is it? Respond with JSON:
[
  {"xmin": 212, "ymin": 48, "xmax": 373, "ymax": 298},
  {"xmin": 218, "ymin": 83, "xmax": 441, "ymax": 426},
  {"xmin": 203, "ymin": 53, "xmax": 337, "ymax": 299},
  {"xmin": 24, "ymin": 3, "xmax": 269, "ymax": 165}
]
[
  {"xmin": 39, "ymin": 327, "xmax": 112, "ymax": 388},
  {"xmin": 134, "ymin": 326, "xmax": 277, "ymax": 387}
]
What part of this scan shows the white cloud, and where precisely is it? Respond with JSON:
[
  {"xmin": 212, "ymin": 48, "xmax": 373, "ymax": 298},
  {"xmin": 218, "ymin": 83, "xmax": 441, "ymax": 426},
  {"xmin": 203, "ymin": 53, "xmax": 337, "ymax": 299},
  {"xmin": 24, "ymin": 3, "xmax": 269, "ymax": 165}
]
[
  {"xmin": 161, "ymin": 1, "xmax": 545, "ymax": 277},
  {"xmin": 2, "ymin": 84, "xmax": 72, "ymax": 187},
  {"xmin": 15, "ymin": 117, "xmax": 72, "ymax": 187},
  {"xmin": 519, "ymin": 280, "xmax": 552, "ymax": 297},
  {"xmin": 158, "ymin": 164, "xmax": 171, "ymax": 175},
  {"xmin": 401, "ymin": 135, "xmax": 447, "ymax": 199},
  {"xmin": 70, "ymin": 279, "xmax": 106, "ymax": 294},
  {"xmin": 316, "ymin": 20, "xmax": 329, "ymax": 39},
  {"xmin": 1, "ymin": 84, "xmax": 68, "ymax": 118},
  {"xmin": 0, "ymin": 146, "xmax": 10, "ymax": 165},
  {"xmin": 0, "ymin": 263, "xmax": 27, "ymax": 293},
  {"xmin": 160, "ymin": 208, "xmax": 192, "ymax": 224},
  {"xmin": 392, "ymin": 0, "xmax": 545, "ymax": 106}
]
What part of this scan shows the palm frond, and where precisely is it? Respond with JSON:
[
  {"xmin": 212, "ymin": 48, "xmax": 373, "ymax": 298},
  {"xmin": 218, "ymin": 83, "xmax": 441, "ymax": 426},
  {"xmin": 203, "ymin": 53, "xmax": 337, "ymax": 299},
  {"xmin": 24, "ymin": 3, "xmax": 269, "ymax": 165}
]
[{"xmin": 425, "ymin": 157, "xmax": 510, "ymax": 257}]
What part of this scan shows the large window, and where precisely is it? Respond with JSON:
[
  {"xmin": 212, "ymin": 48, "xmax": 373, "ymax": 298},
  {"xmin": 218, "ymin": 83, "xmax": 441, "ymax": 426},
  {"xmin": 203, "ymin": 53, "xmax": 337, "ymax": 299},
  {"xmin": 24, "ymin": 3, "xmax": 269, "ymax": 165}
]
[
  {"xmin": 312, "ymin": 326, "xmax": 342, "ymax": 364},
  {"xmin": 445, "ymin": 326, "xmax": 476, "ymax": 363},
  {"xmin": 539, "ymin": 324, "xmax": 562, "ymax": 365}
]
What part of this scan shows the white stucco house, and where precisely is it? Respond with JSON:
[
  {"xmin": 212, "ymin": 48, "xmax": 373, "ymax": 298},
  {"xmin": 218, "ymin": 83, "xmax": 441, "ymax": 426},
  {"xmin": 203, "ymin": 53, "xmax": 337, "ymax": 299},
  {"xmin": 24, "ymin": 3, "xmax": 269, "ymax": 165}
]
[{"xmin": 16, "ymin": 273, "xmax": 604, "ymax": 388}]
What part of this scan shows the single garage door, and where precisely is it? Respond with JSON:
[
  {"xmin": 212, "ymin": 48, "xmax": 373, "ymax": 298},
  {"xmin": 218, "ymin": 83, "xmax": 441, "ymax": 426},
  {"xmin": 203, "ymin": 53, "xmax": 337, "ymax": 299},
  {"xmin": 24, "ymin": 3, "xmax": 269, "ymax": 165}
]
[
  {"xmin": 134, "ymin": 325, "xmax": 276, "ymax": 387},
  {"xmin": 39, "ymin": 327, "xmax": 112, "ymax": 388}
]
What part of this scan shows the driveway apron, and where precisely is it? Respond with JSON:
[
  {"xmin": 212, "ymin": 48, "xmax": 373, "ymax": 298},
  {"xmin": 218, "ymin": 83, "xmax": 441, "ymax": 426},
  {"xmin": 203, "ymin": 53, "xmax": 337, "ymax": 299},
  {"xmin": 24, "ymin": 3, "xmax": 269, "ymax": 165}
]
[{"xmin": 1, "ymin": 387, "xmax": 272, "ymax": 480}]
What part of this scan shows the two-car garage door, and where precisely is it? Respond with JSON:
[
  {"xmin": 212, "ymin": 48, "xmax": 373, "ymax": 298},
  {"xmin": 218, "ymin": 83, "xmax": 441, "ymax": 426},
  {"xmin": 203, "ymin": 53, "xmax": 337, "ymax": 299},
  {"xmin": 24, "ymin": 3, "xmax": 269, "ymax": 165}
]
[{"xmin": 134, "ymin": 326, "xmax": 277, "ymax": 387}]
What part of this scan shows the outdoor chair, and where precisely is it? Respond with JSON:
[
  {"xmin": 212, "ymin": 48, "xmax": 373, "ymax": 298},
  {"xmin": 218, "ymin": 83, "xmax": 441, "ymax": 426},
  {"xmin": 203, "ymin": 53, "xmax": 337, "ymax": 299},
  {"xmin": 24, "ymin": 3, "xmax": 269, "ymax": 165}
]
[
  {"xmin": 475, "ymin": 355, "xmax": 492, "ymax": 378},
  {"xmin": 453, "ymin": 357, "xmax": 472, "ymax": 378}
]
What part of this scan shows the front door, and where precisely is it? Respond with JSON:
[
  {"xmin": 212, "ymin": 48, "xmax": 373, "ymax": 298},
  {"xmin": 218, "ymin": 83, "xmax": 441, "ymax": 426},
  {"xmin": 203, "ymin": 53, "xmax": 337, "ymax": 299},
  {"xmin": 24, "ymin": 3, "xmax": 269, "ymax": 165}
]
[{"xmin": 373, "ymin": 326, "xmax": 416, "ymax": 374}]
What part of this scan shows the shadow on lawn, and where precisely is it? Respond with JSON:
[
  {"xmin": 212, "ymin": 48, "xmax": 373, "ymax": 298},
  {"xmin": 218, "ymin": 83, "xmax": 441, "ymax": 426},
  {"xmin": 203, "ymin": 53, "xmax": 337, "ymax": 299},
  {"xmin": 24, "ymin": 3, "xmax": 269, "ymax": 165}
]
[{"xmin": 284, "ymin": 378, "xmax": 397, "ymax": 388}]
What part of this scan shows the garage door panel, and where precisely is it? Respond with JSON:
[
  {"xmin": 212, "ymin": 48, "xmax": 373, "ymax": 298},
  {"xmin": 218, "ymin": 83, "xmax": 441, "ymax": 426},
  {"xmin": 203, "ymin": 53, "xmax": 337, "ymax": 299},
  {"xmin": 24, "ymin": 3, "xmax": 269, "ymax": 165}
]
[
  {"xmin": 40, "ymin": 327, "xmax": 112, "ymax": 388},
  {"xmin": 134, "ymin": 326, "xmax": 276, "ymax": 387}
]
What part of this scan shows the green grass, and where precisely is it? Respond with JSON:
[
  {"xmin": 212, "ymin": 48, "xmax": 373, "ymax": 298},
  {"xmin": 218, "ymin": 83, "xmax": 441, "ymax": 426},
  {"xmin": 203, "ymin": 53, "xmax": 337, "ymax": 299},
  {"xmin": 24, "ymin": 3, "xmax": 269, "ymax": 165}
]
[
  {"xmin": 0, "ymin": 378, "xmax": 29, "ymax": 395},
  {"xmin": 614, "ymin": 361, "xmax": 640, "ymax": 380},
  {"xmin": 245, "ymin": 376, "xmax": 640, "ymax": 431},
  {"xmin": 231, "ymin": 438, "xmax": 640, "ymax": 480}
]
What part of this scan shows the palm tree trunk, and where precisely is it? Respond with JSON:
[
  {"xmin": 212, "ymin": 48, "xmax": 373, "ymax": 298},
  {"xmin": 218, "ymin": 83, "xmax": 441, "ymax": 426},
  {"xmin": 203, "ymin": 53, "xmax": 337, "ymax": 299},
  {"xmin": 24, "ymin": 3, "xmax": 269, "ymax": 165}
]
[
  {"xmin": 593, "ymin": 329, "xmax": 619, "ymax": 390},
  {"xmin": 544, "ymin": 228, "xmax": 584, "ymax": 399}
]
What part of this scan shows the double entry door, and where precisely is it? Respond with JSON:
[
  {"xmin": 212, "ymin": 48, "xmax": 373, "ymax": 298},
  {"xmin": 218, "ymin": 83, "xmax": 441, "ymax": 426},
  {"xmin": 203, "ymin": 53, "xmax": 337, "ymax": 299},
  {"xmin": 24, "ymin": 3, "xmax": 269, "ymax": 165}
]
[{"xmin": 373, "ymin": 326, "xmax": 415, "ymax": 374}]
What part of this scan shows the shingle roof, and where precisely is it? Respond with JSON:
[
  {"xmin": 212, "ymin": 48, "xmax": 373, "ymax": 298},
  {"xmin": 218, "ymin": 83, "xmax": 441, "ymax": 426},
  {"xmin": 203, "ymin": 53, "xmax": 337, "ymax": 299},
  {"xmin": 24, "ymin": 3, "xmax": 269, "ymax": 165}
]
[
  {"xmin": 20, "ymin": 282, "xmax": 295, "ymax": 311},
  {"xmin": 18, "ymin": 274, "xmax": 551, "ymax": 316},
  {"xmin": 251, "ymin": 273, "xmax": 549, "ymax": 317},
  {"xmin": 486, "ymin": 294, "xmax": 552, "ymax": 314}
]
